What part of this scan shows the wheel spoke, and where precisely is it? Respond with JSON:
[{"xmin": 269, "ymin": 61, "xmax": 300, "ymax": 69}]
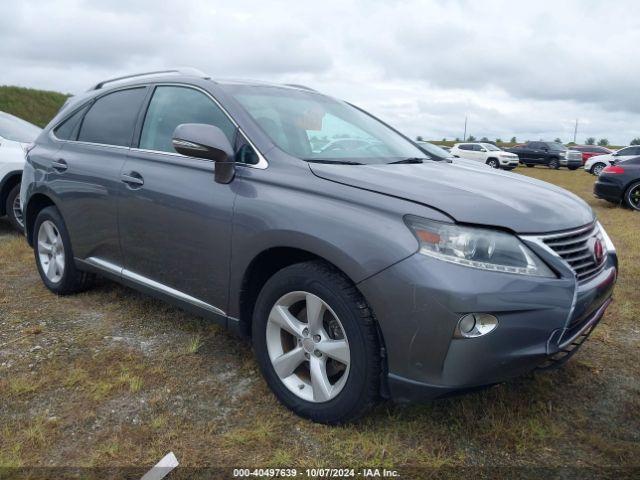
[
  {"xmin": 310, "ymin": 356, "xmax": 332, "ymax": 402},
  {"xmin": 305, "ymin": 293, "xmax": 325, "ymax": 334},
  {"xmin": 38, "ymin": 241, "xmax": 53, "ymax": 254},
  {"xmin": 43, "ymin": 222, "xmax": 57, "ymax": 243},
  {"xmin": 46, "ymin": 259, "xmax": 56, "ymax": 279},
  {"xmin": 316, "ymin": 339, "xmax": 349, "ymax": 365},
  {"xmin": 272, "ymin": 347, "xmax": 306, "ymax": 379},
  {"xmin": 270, "ymin": 305, "xmax": 304, "ymax": 338},
  {"xmin": 55, "ymin": 255, "xmax": 65, "ymax": 271}
]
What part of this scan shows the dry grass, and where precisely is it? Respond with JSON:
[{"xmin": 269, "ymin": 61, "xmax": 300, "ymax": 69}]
[{"xmin": 0, "ymin": 166, "xmax": 638, "ymax": 472}]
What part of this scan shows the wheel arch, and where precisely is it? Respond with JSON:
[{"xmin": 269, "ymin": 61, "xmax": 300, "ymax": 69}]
[
  {"xmin": 236, "ymin": 246, "xmax": 390, "ymax": 397},
  {"xmin": 24, "ymin": 193, "xmax": 57, "ymax": 246},
  {"xmin": 0, "ymin": 171, "xmax": 22, "ymax": 216}
]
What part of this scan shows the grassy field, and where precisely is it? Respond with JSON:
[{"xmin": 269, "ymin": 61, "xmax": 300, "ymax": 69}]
[
  {"xmin": 0, "ymin": 86, "xmax": 69, "ymax": 128},
  {"xmin": 0, "ymin": 167, "xmax": 638, "ymax": 476}
]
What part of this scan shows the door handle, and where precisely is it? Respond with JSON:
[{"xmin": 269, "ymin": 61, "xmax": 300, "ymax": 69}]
[
  {"xmin": 52, "ymin": 159, "xmax": 68, "ymax": 173},
  {"xmin": 121, "ymin": 171, "xmax": 144, "ymax": 188}
]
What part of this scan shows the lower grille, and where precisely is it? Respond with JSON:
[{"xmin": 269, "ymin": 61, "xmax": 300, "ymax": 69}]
[{"xmin": 541, "ymin": 223, "xmax": 607, "ymax": 283}]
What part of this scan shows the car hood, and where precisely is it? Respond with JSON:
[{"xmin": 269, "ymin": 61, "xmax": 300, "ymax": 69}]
[{"xmin": 309, "ymin": 162, "xmax": 594, "ymax": 233}]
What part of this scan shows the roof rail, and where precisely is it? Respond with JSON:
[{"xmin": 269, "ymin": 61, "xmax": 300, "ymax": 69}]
[
  {"xmin": 89, "ymin": 68, "xmax": 209, "ymax": 91},
  {"xmin": 284, "ymin": 84, "xmax": 317, "ymax": 92}
]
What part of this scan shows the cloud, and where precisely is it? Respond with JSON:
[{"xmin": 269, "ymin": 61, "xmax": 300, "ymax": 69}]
[{"xmin": 0, "ymin": 0, "xmax": 638, "ymax": 144}]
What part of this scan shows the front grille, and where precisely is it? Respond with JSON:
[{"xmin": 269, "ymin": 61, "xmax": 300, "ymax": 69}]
[
  {"xmin": 542, "ymin": 223, "xmax": 607, "ymax": 283},
  {"xmin": 566, "ymin": 150, "xmax": 582, "ymax": 161}
]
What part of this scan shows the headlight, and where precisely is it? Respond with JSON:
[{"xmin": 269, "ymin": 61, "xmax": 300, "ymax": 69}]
[
  {"xmin": 405, "ymin": 217, "xmax": 555, "ymax": 277},
  {"xmin": 558, "ymin": 151, "xmax": 567, "ymax": 157}
]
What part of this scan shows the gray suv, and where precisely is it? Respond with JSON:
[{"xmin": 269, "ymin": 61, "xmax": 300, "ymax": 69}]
[{"xmin": 21, "ymin": 69, "xmax": 618, "ymax": 424}]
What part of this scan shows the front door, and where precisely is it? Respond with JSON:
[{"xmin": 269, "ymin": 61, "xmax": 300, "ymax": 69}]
[{"xmin": 118, "ymin": 85, "xmax": 238, "ymax": 314}]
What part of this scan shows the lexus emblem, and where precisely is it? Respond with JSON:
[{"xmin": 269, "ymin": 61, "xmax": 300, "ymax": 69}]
[{"xmin": 590, "ymin": 237, "xmax": 604, "ymax": 265}]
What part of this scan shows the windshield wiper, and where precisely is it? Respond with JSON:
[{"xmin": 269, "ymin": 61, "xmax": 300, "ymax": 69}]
[
  {"xmin": 387, "ymin": 157, "xmax": 428, "ymax": 164},
  {"xmin": 306, "ymin": 159, "xmax": 364, "ymax": 165}
]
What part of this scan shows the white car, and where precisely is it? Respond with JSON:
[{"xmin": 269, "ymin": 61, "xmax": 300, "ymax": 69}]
[
  {"xmin": 450, "ymin": 142, "xmax": 519, "ymax": 169},
  {"xmin": 416, "ymin": 141, "xmax": 492, "ymax": 170},
  {"xmin": 584, "ymin": 146, "xmax": 640, "ymax": 175},
  {"xmin": 0, "ymin": 112, "xmax": 41, "ymax": 232}
]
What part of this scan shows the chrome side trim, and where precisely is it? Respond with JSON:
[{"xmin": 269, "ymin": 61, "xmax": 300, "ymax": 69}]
[
  {"xmin": 85, "ymin": 257, "xmax": 226, "ymax": 316},
  {"xmin": 85, "ymin": 257, "xmax": 122, "ymax": 275}
]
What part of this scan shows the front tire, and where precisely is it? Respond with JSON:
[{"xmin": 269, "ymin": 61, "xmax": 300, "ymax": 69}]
[
  {"xmin": 624, "ymin": 182, "xmax": 640, "ymax": 211},
  {"xmin": 548, "ymin": 158, "xmax": 560, "ymax": 169},
  {"xmin": 486, "ymin": 158, "xmax": 499, "ymax": 169},
  {"xmin": 252, "ymin": 261, "xmax": 380, "ymax": 424},
  {"xmin": 5, "ymin": 183, "xmax": 24, "ymax": 233},
  {"xmin": 33, "ymin": 206, "xmax": 94, "ymax": 295},
  {"xmin": 525, "ymin": 164, "xmax": 534, "ymax": 168}
]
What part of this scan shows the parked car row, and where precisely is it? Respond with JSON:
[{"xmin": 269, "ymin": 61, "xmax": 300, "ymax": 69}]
[{"xmin": 13, "ymin": 69, "xmax": 619, "ymax": 424}]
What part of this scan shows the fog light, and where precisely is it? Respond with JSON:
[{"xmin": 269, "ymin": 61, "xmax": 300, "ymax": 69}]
[{"xmin": 455, "ymin": 313, "xmax": 498, "ymax": 338}]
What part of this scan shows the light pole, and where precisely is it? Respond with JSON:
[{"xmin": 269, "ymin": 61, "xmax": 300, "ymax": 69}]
[
  {"xmin": 573, "ymin": 118, "xmax": 579, "ymax": 144},
  {"xmin": 463, "ymin": 116, "xmax": 468, "ymax": 141}
]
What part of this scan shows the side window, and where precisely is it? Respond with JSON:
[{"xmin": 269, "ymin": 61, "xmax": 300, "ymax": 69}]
[
  {"xmin": 78, "ymin": 88, "xmax": 147, "ymax": 147},
  {"xmin": 473, "ymin": 144, "xmax": 483, "ymax": 151},
  {"xmin": 54, "ymin": 104, "xmax": 90, "ymax": 141},
  {"xmin": 458, "ymin": 144, "xmax": 471, "ymax": 151},
  {"xmin": 618, "ymin": 147, "xmax": 632, "ymax": 156},
  {"xmin": 139, "ymin": 86, "xmax": 236, "ymax": 154}
]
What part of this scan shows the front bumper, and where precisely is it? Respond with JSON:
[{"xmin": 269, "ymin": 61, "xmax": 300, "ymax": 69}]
[
  {"xmin": 499, "ymin": 157, "xmax": 519, "ymax": 167},
  {"xmin": 358, "ymin": 239, "xmax": 617, "ymax": 402},
  {"xmin": 560, "ymin": 157, "xmax": 583, "ymax": 168}
]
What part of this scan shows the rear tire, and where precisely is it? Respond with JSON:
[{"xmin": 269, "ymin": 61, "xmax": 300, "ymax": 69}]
[
  {"xmin": 33, "ymin": 206, "xmax": 94, "ymax": 295},
  {"xmin": 252, "ymin": 260, "xmax": 380, "ymax": 424},
  {"xmin": 591, "ymin": 163, "xmax": 606, "ymax": 176},
  {"xmin": 624, "ymin": 182, "xmax": 640, "ymax": 211},
  {"xmin": 5, "ymin": 183, "xmax": 24, "ymax": 233}
]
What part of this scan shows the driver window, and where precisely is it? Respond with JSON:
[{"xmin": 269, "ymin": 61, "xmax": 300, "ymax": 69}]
[{"xmin": 139, "ymin": 86, "xmax": 236, "ymax": 154}]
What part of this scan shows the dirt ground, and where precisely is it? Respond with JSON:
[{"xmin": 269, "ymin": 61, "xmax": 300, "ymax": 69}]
[{"xmin": 0, "ymin": 167, "xmax": 638, "ymax": 476}]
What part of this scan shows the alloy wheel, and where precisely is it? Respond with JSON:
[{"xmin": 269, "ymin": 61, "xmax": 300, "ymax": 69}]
[
  {"xmin": 37, "ymin": 220, "xmax": 65, "ymax": 283},
  {"xmin": 487, "ymin": 159, "xmax": 499, "ymax": 169},
  {"xmin": 593, "ymin": 164, "xmax": 605, "ymax": 176},
  {"xmin": 266, "ymin": 291, "xmax": 350, "ymax": 403},
  {"xmin": 627, "ymin": 185, "xmax": 640, "ymax": 211},
  {"xmin": 12, "ymin": 194, "xmax": 24, "ymax": 229}
]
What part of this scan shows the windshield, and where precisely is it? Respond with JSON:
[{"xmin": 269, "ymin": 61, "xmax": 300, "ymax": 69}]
[
  {"xmin": 549, "ymin": 143, "xmax": 567, "ymax": 151},
  {"xmin": 227, "ymin": 85, "xmax": 426, "ymax": 164},
  {"xmin": 0, "ymin": 112, "xmax": 41, "ymax": 143},
  {"xmin": 418, "ymin": 142, "xmax": 453, "ymax": 158}
]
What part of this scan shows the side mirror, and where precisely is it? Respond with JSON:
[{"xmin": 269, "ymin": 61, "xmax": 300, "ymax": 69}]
[
  {"xmin": 172, "ymin": 123, "xmax": 235, "ymax": 184},
  {"xmin": 480, "ymin": 148, "xmax": 487, "ymax": 152}
]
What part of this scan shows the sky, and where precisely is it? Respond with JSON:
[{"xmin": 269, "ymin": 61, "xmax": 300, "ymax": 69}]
[{"xmin": 1, "ymin": 0, "xmax": 639, "ymax": 145}]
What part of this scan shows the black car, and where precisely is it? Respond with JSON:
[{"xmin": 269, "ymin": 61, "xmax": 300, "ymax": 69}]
[
  {"xmin": 506, "ymin": 141, "xmax": 582, "ymax": 169},
  {"xmin": 594, "ymin": 157, "xmax": 640, "ymax": 210}
]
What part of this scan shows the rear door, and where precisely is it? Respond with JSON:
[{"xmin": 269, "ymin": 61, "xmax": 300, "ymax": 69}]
[
  {"xmin": 118, "ymin": 84, "xmax": 239, "ymax": 315},
  {"xmin": 52, "ymin": 87, "xmax": 148, "ymax": 266}
]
